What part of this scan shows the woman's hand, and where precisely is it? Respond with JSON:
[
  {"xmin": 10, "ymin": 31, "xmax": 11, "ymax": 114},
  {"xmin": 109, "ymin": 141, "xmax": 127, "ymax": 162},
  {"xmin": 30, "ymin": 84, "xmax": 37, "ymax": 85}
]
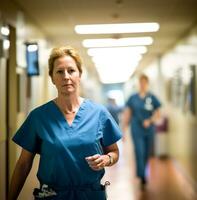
[
  {"xmin": 85, "ymin": 154, "xmax": 110, "ymax": 171},
  {"xmin": 143, "ymin": 119, "xmax": 152, "ymax": 128}
]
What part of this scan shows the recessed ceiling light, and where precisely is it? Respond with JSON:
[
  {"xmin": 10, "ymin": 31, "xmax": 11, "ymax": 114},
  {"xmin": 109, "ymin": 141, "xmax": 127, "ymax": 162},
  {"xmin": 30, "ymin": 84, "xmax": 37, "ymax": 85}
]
[
  {"xmin": 87, "ymin": 46, "xmax": 147, "ymax": 56},
  {"xmin": 3, "ymin": 40, "xmax": 10, "ymax": 50},
  {"xmin": 97, "ymin": 65, "xmax": 137, "ymax": 84},
  {"xmin": 75, "ymin": 22, "xmax": 159, "ymax": 34},
  {"xmin": 92, "ymin": 54, "xmax": 142, "ymax": 64},
  {"xmin": 1, "ymin": 26, "xmax": 10, "ymax": 36},
  {"xmin": 82, "ymin": 37, "xmax": 153, "ymax": 48},
  {"xmin": 93, "ymin": 55, "xmax": 140, "ymax": 84}
]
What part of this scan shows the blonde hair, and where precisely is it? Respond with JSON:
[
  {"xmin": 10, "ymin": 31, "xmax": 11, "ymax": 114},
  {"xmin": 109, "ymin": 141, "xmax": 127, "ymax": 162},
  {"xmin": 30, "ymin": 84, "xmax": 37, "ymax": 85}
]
[{"xmin": 48, "ymin": 46, "xmax": 82, "ymax": 77}]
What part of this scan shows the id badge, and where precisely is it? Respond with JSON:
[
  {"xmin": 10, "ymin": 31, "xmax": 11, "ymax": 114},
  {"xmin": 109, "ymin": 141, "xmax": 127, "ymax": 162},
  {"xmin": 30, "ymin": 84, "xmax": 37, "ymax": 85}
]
[{"xmin": 144, "ymin": 97, "xmax": 153, "ymax": 111}]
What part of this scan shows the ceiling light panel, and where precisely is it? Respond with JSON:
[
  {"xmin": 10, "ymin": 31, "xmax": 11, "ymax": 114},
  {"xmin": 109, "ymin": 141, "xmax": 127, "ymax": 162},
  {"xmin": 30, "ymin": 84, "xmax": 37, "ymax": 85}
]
[
  {"xmin": 94, "ymin": 57, "xmax": 139, "ymax": 84},
  {"xmin": 75, "ymin": 23, "xmax": 160, "ymax": 34},
  {"xmin": 97, "ymin": 66, "xmax": 136, "ymax": 84},
  {"xmin": 87, "ymin": 46, "xmax": 147, "ymax": 56},
  {"xmin": 82, "ymin": 37, "xmax": 153, "ymax": 48},
  {"xmin": 92, "ymin": 54, "xmax": 142, "ymax": 64}
]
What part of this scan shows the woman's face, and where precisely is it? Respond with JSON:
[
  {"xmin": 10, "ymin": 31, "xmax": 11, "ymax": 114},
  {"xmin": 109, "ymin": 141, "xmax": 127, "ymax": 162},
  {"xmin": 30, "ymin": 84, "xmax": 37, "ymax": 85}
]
[{"xmin": 52, "ymin": 55, "xmax": 81, "ymax": 95}]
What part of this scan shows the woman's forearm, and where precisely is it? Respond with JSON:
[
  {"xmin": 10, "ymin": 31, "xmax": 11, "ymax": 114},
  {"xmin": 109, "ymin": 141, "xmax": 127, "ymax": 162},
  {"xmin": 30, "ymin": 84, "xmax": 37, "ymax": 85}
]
[
  {"xmin": 9, "ymin": 149, "xmax": 34, "ymax": 200},
  {"xmin": 103, "ymin": 143, "xmax": 119, "ymax": 167},
  {"xmin": 150, "ymin": 109, "xmax": 161, "ymax": 124},
  {"xmin": 9, "ymin": 160, "xmax": 33, "ymax": 200}
]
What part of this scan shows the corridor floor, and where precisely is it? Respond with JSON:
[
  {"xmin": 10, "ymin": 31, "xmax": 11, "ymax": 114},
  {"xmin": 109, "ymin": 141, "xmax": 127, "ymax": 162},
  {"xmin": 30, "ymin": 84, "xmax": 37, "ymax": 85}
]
[{"xmin": 104, "ymin": 138, "xmax": 197, "ymax": 200}]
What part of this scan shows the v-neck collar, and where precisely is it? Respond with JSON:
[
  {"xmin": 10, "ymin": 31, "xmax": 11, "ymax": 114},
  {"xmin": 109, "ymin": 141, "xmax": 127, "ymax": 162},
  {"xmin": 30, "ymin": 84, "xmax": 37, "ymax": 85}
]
[
  {"xmin": 50, "ymin": 99, "xmax": 87, "ymax": 128},
  {"xmin": 138, "ymin": 92, "xmax": 149, "ymax": 100}
]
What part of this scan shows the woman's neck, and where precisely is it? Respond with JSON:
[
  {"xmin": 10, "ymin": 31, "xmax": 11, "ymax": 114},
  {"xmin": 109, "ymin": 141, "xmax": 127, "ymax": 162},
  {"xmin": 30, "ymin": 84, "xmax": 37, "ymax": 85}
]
[
  {"xmin": 55, "ymin": 94, "xmax": 82, "ymax": 114},
  {"xmin": 139, "ymin": 90, "xmax": 148, "ymax": 98}
]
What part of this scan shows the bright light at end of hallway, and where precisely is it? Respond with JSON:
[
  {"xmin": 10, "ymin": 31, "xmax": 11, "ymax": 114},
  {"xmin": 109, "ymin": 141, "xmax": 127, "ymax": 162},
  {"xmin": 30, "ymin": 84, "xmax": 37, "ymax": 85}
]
[
  {"xmin": 96, "ymin": 63, "xmax": 137, "ymax": 84},
  {"xmin": 88, "ymin": 47, "xmax": 143, "ymax": 84},
  {"xmin": 107, "ymin": 90, "xmax": 125, "ymax": 106},
  {"xmin": 75, "ymin": 22, "xmax": 160, "ymax": 34},
  {"xmin": 98, "ymin": 73, "xmax": 132, "ymax": 84},
  {"xmin": 82, "ymin": 37, "xmax": 153, "ymax": 48}
]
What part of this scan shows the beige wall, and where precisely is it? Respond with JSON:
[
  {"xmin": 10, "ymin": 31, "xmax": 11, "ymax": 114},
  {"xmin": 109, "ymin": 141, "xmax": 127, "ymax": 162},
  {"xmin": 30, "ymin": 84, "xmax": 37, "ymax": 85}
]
[
  {"xmin": 0, "ymin": 1, "xmax": 51, "ymax": 199},
  {"xmin": 143, "ymin": 26, "xmax": 197, "ymax": 184}
]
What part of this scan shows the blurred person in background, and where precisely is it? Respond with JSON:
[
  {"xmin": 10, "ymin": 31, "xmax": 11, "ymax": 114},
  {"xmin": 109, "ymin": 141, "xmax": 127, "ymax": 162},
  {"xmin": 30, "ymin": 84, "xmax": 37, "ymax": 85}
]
[
  {"xmin": 106, "ymin": 96, "xmax": 122, "ymax": 125},
  {"xmin": 122, "ymin": 74, "xmax": 161, "ymax": 189},
  {"xmin": 9, "ymin": 46, "xmax": 122, "ymax": 200}
]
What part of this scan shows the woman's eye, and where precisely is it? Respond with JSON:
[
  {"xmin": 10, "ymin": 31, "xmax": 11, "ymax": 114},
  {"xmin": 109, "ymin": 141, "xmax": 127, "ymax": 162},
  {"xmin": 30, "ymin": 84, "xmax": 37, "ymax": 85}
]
[
  {"xmin": 57, "ymin": 70, "xmax": 63, "ymax": 74},
  {"xmin": 68, "ymin": 69, "xmax": 75, "ymax": 73}
]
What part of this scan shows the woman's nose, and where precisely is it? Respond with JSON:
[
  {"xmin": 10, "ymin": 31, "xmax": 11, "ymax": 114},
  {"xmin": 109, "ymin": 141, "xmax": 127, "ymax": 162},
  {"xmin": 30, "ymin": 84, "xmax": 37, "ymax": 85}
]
[{"xmin": 63, "ymin": 71, "xmax": 70, "ymax": 79}]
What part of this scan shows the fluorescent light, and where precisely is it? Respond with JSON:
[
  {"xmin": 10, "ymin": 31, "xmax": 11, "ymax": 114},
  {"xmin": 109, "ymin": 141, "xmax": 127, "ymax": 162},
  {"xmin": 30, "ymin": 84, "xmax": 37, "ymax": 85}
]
[
  {"xmin": 83, "ymin": 37, "xmax": 153, "ymax": 48},
  {"xmin": 97, "ymin": 65, "xmax": 136, "ymax": 84},
  {"xmin": 1, "ymin": 26, "xmax": 10, "ymax": 36},
  {"xmin": 94, "ymin": 58, "xmax": 139, "ymax": 84},
  {"xmin": 3, "ymin": 39, "xmax": 10, "ymax": 50},
  {"xmin": 95, "ymin": 62, "xmax": 139, "ymax": 70},
  {"xmin": 94, "ymin": 59, "xmax": 138, "ymax": 70},
  {"xmin": 92, "ymin": 54, "xmax": 142, "ymax": 64},
  {"xmin": 87, "ymin": 46, "xmax": 147, "ymax": 56},
  {"xmin": 75, "ymin": 23, "xmax": 160, "ymax": 34}
]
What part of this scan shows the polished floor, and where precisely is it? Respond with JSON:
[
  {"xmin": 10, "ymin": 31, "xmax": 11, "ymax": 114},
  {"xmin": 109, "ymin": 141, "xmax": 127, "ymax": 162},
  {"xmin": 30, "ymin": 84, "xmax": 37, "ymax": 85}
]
[
  {"xmin": 18, "ymin": 133, "xmax": 197, "ymax": 200},
  {"xmin": 103, "ymin": 134, "xmax": 197, "ymax": 200}
]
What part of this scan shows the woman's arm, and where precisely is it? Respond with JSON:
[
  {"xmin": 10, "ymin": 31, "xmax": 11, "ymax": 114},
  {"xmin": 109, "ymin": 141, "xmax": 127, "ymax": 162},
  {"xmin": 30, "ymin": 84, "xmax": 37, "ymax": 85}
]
[
  {"xmin": 150, "ymin": 108, "xmax": 161, "ymax": 123},
  {"xmin": 85, "ymin": 143, "xmax": 119, "ymax": 170},
  {"xmin": 103, "ymin": 143, "xmax": 119, "ymax": 166},
  {"xmin": 8, "ymin": 149, "xmax": 35, "ymax": 200},
  {"xmin": 143, "ymin": 108, "xmax": 161, "ymax": 128}
]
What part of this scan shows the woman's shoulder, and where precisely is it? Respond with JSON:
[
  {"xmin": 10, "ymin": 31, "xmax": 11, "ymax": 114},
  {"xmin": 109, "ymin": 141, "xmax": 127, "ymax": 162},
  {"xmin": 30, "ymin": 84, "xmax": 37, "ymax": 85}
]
[
  {"xmin": 30, "ymin": 100, "xmax": 54, "ymax": 116},
  {"xmin": 127, "ymin": 92, "xmax": 139, "ymax": 101},
  {"xmin": 85, "ymin": 99, "xmax": 108, "ymax": 113},
  {"xmin": 147, "ymin": 92, "xmax": 159, "ymax": 99},
  {"xmin": 85, "ymin": 99, "xmax": 105, "ymax": 109}
]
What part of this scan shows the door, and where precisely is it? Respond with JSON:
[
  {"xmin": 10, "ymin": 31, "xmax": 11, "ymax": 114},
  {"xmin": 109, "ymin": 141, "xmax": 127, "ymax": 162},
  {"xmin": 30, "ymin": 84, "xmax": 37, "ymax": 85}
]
[{"xmin": 0, "ymin": 56, "xmax": 7, "ymax": 200}]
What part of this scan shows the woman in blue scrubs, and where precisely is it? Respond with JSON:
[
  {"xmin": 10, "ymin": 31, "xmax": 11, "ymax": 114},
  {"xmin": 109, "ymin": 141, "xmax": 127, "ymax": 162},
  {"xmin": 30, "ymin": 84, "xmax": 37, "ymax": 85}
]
[
  {"xmin": 122, "ymin": 74, "xmax": 161, "ymax": 189},
  {"xmin": 9, "ymin": 46, "xmax": 122, "ymax": 200}
]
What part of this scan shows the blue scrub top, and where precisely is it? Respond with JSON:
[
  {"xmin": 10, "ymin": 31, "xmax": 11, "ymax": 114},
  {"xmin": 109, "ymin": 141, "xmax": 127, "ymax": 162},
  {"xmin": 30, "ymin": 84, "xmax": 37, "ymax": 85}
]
[
  {"xmin": 13, "ymin": 99, "xmax": 122, "ymax": 189},
  {"xmin": 126, "ymin": 92, "xmax": 161, "ymax": 135}
]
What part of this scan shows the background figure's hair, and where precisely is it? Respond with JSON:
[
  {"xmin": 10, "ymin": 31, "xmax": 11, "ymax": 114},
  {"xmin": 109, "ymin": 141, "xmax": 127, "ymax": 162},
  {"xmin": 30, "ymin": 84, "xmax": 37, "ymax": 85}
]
[{"xmin": 139, "ymin": 74, "xmax": 149, "ymax": 82}]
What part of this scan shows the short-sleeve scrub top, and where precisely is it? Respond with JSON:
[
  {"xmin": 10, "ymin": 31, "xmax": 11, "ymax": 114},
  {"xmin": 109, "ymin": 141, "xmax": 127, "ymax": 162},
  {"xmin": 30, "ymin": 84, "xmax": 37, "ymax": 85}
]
[
  {"xmin": 13, "ymin": 99, "xmax": 122, "ymax": 189},
  {"xmin": 126, "ymin": 92, "xmax": 161, "ymax": 135}
]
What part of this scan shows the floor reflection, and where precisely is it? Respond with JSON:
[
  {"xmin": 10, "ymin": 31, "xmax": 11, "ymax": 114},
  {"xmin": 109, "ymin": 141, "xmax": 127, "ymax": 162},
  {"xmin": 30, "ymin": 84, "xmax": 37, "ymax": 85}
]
[{"xmin": 103, "ymin": 134, "xmax": 197, "ymax": 200}]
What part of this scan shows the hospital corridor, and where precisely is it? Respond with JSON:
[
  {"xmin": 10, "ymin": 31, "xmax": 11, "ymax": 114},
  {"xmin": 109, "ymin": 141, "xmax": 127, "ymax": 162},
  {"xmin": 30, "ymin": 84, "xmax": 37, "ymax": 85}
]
[{"xmin": 1, "ymin": 0, "xmax": 197, "ymax": 199}]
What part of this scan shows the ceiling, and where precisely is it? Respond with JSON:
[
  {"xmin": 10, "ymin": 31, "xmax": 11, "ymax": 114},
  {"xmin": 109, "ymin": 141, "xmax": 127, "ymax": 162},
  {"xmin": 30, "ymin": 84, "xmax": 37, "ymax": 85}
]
[{"xmin": 8, "ymin": 0, "xmax": 197, "ymax": 80}]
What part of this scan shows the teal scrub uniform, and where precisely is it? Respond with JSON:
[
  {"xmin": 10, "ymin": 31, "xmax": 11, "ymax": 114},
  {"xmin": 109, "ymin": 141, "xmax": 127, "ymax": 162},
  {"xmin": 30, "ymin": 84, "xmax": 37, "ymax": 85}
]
[
  {"xmin": 13, "ymin": 99, "xmax": 122, "ymax": 199},
  {"xmin": 126, "ymin": 93, "xmax": 161, "ymax": 182}
]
